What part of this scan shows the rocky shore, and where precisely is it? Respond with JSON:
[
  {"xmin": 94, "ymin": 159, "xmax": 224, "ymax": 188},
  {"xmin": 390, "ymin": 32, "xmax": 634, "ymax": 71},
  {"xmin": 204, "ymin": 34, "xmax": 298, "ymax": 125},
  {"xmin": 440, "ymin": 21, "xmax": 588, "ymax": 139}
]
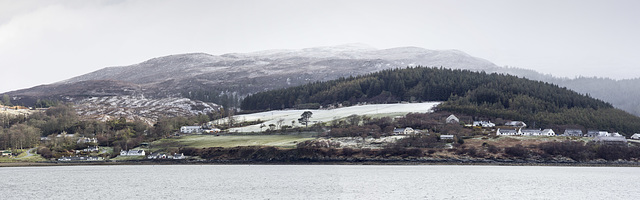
[{"xmin": 3, "ymin": 157, "xmax": 640, "ymax": 167}]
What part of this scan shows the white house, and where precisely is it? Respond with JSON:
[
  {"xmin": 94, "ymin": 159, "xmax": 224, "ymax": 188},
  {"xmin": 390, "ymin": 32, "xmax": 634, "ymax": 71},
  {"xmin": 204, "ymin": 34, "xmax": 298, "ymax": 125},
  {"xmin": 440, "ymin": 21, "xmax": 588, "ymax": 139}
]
[
  {"xmin": 631, "ymin": 133, "xmax": 640, "ymax": 140},
  {"xmin": 172, "ymin": 153, "xmax": 185, "ymax": 159},
  {"xmin": 473, "ymin": 121, "xmax": 495, "ymax": 128},
  {"xmin": 542, "ymin": 129, "xmax": 556, "ymax": 136},
  {"xmin": 120, "ymin": 149, "xmax": 146, "ymax": 156},
  {"xmin": 446, "ymin": 114, "xmax": 459, "ymax": 124},
  {"xmin": 440, "ymin": 135, "xmax": 454, "ymax": 140},
  {"xmin": 393, "ymin": 127, "xmax": 415, "ymax": 135},
  {"xmin": 180, "ymin": 126, "xmax": 203, "ymax": 134},
  {"xmin": 496, "ymin": 128, "xmax": 519, "ymax": 136},
  {"xmin": 520, "ymin": 129, "xmax": 555, "ymax": 136},
  {"xmin": 521, "ymin": 129, "xmax": 541, "ymax": 136}
]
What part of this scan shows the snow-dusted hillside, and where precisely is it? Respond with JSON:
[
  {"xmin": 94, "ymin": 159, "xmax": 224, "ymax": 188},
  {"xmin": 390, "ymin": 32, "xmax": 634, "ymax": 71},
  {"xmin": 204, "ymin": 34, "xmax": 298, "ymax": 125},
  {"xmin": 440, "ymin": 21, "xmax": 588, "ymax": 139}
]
[
  {"xmin": 217, "ymin": 102, "xmax": 440, "ymax": 133},
  {"xmin": 75, "ymin": 95, "xmax": 219, "ymax": 124},
  {"xmin": 2, "ymin": 44, "xmax": 495, "ymax": 122},
  {"xmin": 6, "ymin": 44, "xmax": 640, "ymax": 119},
  {"xmin": 56, "ymin": 44, "xmax": 501, "ymax": 98}
]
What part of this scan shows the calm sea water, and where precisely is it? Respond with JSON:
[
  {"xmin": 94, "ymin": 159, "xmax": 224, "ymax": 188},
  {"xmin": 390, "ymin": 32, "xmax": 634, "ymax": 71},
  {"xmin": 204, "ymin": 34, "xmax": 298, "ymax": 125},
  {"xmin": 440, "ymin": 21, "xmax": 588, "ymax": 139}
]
[{"xmin": 1, "ymin": 165, "xmax": 639, "ymax": 199}]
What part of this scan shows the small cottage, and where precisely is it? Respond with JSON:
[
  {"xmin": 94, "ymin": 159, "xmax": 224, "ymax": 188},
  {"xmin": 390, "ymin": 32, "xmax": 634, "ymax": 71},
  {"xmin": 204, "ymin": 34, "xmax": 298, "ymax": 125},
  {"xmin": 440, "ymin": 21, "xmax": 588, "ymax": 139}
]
[
  {"xmin": 172, "ymin": 153, "xmax": 185, "ymax": 159},
  {"xmin": 440, "ymin": 135, "xmax": 454, "ymax": 140},
  {"xmin": 180, "ymin": 126, "xmax": 203, "ymax": 134},
  {"xmin": 563, "ymin": 129, "xmax": 583, "ymax": 137},
  {"xmin": 631, "ymin": 133, "xmax": 640, "ymax": 140},
  {"xmin": 542, "ymin": 129, "xmax": 556, "ymax": 136}
]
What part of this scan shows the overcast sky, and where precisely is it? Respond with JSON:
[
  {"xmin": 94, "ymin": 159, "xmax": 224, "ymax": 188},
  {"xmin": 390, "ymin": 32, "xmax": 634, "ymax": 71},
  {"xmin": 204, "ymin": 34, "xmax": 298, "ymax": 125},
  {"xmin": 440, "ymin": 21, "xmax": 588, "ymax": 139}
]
[{"xmin": 1, "ymin": 0, "xmax": 639, "ymax": 93}]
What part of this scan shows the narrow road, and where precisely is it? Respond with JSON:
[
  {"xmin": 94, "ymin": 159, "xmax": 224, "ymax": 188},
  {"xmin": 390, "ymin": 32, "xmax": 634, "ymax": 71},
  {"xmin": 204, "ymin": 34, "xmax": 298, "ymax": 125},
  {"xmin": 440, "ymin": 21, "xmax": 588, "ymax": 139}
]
[{"xmin": 18, "ymin": 147, "xmax": 37, "ymax": 159}]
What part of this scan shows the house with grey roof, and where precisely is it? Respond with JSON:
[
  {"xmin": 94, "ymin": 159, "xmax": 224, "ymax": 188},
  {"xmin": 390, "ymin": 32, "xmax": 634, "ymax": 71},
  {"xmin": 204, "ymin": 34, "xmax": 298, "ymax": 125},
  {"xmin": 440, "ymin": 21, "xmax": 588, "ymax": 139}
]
[
  {"xmin": 586, "ymin": 130, "xmax": 603, "ymax": 137},
  {"xmin": 631, "ymin": 133, "xmax": 640, "ymax": 140},
  {"xmin": 563, "ymin": 129, "xmax": 583, "ymax": 137},
  {"xmin": 440, "ymin": 135, "xmax": 454, "ymax": 140},
  {"xmin": 496, "ymin": 128, "xmax": 519, "ymax": 136}
]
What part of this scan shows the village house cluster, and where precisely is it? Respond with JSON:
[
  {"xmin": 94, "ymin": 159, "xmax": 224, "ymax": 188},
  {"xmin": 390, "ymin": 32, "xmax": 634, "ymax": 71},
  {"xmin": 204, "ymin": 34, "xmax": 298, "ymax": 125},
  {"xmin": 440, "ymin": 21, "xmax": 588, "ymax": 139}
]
[
  {"xmin": 495, "ymin": 123, "xmax": 631, "ymax": 145},
  {"xmin": 58, "ymin": 156, "xmax": 103, "ymax": 161},
  {"xmin": 392, "ymin": 114, "xmax": 639, "ymax": 144},
  {"xmin": 147, "ymin": 152, "xmax": 185, "ymax": 160}
]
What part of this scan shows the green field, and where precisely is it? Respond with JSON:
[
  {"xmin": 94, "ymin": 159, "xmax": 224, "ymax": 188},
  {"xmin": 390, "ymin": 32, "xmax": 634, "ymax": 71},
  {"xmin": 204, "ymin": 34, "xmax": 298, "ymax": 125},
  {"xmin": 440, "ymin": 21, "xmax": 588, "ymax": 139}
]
[
  {"xmin": 0, "ymin": 149, "xmax": 47, "ymax": 163},
  {"xmin": 149, "ymin": 134, "xmax": 316, "ymax": 152}
]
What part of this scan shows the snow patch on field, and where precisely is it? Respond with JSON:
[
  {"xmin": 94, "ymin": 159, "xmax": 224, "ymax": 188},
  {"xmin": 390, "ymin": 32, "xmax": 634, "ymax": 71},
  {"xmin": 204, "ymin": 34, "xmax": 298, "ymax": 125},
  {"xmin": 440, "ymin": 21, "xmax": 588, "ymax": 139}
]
[{"xmin": 219, "ymin": 102, "xmax": 440, "ymax": 133}]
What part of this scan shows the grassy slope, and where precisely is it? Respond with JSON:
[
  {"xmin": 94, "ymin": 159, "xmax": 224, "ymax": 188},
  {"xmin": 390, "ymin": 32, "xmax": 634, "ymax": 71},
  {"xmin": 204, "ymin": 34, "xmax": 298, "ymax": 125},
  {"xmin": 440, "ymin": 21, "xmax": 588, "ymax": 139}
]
[
  {"xmin": 150, "ymin": 134, "xmax": 316, "ymax": 152},
  {"xmin": 0, "ymin": 149, "xmax": 47, "ymax": 162}
]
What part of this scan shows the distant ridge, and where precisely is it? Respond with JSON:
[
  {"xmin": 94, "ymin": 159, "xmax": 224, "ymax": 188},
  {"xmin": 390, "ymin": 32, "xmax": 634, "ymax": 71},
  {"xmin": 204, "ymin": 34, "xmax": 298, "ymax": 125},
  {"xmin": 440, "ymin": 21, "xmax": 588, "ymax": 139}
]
[{"xmin": 2, "ymin": 44, "xmax": 640, "ymax": 118}]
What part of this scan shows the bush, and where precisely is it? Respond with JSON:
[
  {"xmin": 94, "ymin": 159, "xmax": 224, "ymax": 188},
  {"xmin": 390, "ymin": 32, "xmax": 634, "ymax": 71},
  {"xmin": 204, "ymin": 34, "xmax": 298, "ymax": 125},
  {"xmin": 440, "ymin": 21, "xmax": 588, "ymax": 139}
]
[
  {"xmin": 342, "ymin": 148, "xmax": 357, "ymax": 157},
  {"xmin": 37, "ymin": 147, "xmax": 53, "ymax": 159},
  {"xmin": 504, "ymin": 145, "xmax": 528, "ymax": 158},
  {"xmin": 486, "ymin": 144, "xmax": 500, "ymax": 154}
]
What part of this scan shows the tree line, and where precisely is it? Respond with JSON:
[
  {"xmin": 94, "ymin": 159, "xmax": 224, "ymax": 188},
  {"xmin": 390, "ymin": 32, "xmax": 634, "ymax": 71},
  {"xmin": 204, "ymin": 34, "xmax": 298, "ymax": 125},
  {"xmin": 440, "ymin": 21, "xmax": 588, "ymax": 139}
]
[
  {"xmin": 241, "ymin": 67, "xmax": 640, "ymax": 135},
  {"xmin": 1, "ymin": 103, "xmax": 218, "ymax": 158}
]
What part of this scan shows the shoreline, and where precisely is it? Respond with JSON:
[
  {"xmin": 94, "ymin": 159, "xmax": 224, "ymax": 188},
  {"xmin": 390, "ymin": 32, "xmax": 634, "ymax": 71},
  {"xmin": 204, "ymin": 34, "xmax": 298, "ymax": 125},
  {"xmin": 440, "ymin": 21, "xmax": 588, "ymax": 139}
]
[{"xmin": 3, "ymin": 158, "xmax": 639, "ymax": 167}]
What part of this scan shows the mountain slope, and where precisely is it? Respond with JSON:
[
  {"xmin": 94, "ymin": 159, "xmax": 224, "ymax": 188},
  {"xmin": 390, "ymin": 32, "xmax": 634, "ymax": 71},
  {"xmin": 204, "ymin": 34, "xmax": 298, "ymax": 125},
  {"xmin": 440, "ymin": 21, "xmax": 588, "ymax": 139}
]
[
  {"xmin": 6, "ymin": 44, "xmax": 501, "ymax": 106},
  {"xmin": 3, "ymin": 44, "xmax": 640, "ymax": 119}
]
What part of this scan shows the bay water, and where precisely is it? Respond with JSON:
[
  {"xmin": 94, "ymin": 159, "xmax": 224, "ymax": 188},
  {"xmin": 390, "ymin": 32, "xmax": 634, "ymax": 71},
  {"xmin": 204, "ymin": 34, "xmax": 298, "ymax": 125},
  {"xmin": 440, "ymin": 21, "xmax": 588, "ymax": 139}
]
[{"xmin": 1, "ymin": 165, "xmax": 639, "ymax": 199}]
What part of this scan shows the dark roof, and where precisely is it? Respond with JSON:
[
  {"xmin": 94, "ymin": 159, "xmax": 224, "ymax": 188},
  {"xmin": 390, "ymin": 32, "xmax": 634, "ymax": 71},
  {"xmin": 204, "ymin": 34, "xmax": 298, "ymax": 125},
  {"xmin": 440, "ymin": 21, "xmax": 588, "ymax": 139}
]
[
  {"xmin": 499, "ymin": 129, "xmax": 518, "ymax": 133},
  {"xmin": 393, "ymin": 128, "xmax": 406, "ymax": 132}
]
